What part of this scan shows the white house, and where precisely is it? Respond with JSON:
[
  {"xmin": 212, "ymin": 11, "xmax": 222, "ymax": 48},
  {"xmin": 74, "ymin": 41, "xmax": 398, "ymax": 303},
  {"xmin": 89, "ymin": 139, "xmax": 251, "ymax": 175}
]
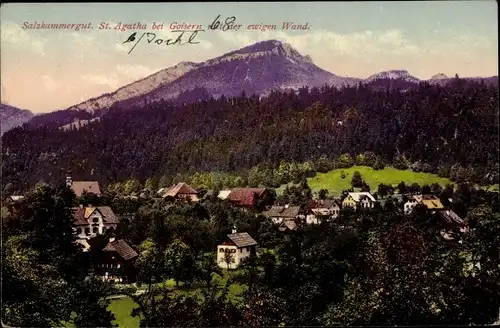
[
  {"xmin": 404, "ymin": 195, "xmax": 445, "ymax": 214},
  {"xmin": 72, "ymin": 205, "xmax": 119, "ymax": 240},
  {"xmin": 342, "ymin": 192, "xmax": 376, "ymax": 208},
  {"xmin": 305, "ymin": 199, "xmax": 341, "ymax": 224},
  {"xmin": 216, "ymin": 230, "xmax": 258, "ymax": 269}
]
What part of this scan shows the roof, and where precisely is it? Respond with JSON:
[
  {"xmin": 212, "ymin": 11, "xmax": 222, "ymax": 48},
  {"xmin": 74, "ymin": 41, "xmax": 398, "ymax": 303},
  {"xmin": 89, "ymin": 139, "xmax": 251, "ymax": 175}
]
[
  {"xmin": 227, "ymin": 188, "xmax": 267, "ymax": 207},
  {"xmin": 420, "ymin": 199, "xmax": 444, "ymax": 209},
  {"xmin": 71, "ymin": 181, "xmax": 101, "ymax": 197},
  {"xmin": 410, "ymin": 195, "xmax": 444, "ymax": 209},
  {"xmin": 278, "ymin": 220, "xmax": 297, "ymax": 231},
  {"xmin": 306, "ymin": 199, "xmax": 338, "ymax": 210},
  {"xmin": 263, "ymin": 205, "xmax": 301, "ymax": 218},
  {"xmin": 347, "ymin": 192, "xmax": 376, "ymax": 202},
  {"xmin": 311, "ymin": 208, "xmax": 330, "ymax": 216},
  {"xmin": 218, "ymin": 190, "xmax": 232, "ymax": 200},
  {"xmin": 436, "ymin": 209, "xmax": 465, "ymax": 226},
  {"xmin": 227, "ymin": 232, "xmax": 258, "ymax": 248},
  {"xmin": 72, "ymin": 206, "xmax": 119, "ymax": 225},
  {"xmin": 103, "ymin": 239, "xmax": 138, "ymax": 260},
  {"xmin": 163, "ymin": 182, "xmax": 198, "ymax": 198}
]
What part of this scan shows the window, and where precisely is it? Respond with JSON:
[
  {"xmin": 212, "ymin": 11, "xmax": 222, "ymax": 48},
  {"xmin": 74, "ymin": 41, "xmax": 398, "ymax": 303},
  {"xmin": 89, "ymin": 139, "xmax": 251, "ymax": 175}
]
[
  {"xmin": 247, "ymin": 247, "xmax": 251, "ymax": 252},
  {"xmin": 85, "ymin": 228, "xmax": 90, "ymax": 235},
  {"xmin": 93, "ymin": 227, "xmax": 98, "ymax": 233},
  {"xmin": 77, "ymin": 228, "xmax": 82, "ymax": 234},
  {"xmin": 240, "ymin": 248, "xmax": 243, "ymax": 253},
  {"xmin": 102, "ymin": 227, "xmax": 106, "ymax": 233},
  {"xmin": 93, "ymin": 217, "xmax": 99, "ymax": 223},
  {"xmin": 219, "ymin": 248, "xmax": 225, "ymax": 253}
]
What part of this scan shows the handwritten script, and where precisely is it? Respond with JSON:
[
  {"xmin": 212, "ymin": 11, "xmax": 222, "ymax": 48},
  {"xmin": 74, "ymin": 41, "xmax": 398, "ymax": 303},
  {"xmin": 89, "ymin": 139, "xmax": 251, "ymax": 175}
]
[
  {"xmin": 123, "ymin": 30, "xmax": 203, "ymax": 54},
  {"xmin": 121, "ymin": 14, "xmax": 242, "ymax": 54}
]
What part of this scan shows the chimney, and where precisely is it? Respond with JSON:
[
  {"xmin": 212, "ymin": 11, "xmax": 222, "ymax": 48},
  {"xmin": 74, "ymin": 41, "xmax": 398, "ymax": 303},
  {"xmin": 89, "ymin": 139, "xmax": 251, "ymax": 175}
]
[
  {"xmin": 66, "ymin": 176, "xmax": 72, "ymax": 188},
  {"xmin": 231, "ymin": 225, "xmax": 237, "ymax": 234}
]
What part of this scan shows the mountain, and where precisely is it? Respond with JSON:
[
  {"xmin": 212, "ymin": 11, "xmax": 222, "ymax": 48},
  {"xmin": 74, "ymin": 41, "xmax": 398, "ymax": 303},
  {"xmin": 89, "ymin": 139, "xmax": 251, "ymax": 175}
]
[
  {"xmin": 117, "ymin": 40, "xmax": 360, "ymax": 107},
  {"xmin": 0, "ymin": 103, "xmax": 33, "ymax": 135},
  {"xmin": 430, "ymin": 73, "xmax": 449, "ymax": 80},
  {"xmin": 30, "ymin": 40, "xmax": 360, "ymax": 126},
  {"xmin": 66, "ymin": 61, "xmax": 200, "ymax": 113},
  {"xmin": 364, "ymin": 70, "xmax": 421, "ymax": 83}
]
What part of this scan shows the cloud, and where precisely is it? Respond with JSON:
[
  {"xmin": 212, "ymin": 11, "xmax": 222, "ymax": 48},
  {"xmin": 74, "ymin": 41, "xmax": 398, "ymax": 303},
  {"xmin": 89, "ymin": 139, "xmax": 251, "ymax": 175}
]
[
  {"xmin": 42, "ymin": 75, "xmax": 58, "ymax": 91},
  {"xmin": 82, "ymin": 74, "xmax": 121, "ymax": 89},
  {"xmin": 214, "ymin": 28, "xmax": 420, "ymax": 59},
  {"xmin": 0, "ymin": 22, "xmax": 47, "ymax": 56}
]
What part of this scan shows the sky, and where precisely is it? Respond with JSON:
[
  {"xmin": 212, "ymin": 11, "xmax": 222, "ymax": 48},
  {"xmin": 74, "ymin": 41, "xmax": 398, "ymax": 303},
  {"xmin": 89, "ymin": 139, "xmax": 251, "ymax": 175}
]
[{"xmin": 1, "ymin": 1, "xmax": 498, "ymax": 113}]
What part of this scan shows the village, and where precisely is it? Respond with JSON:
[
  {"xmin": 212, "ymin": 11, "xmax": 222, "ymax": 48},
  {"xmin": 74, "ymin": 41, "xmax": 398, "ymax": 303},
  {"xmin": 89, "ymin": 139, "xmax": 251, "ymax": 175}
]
[{"xmin": 3, "ymin": 174, "xmax": 470, "ymax": 285}]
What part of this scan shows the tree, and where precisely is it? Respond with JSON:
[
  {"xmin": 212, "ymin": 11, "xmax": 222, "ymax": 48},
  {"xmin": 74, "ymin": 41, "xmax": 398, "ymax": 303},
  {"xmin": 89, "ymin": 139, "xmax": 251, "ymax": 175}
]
[
  {"xmin": 164, "ymin": 238, "xmax": 198, "ymax": 287},
  {"xmin": 198, "ymin": 254, "xmax": 222, "ymax": 287},
  {"xmin": 373, "ymin": 157, "xmax": 385, "ymax": 170},
  {"xmin": 337, "ymin": 153, "xmax": 354, "ymax": 169},
  {"xmin": 70, "ymin": 276, "xmax": 117, "ymax": 328},
  {"xmin": 363, "ymin": 151, "xmax": 377, "ymax": 167},
  {"xmin": 351, "ymin": 171, "xmax": 364, "ymax": 188},
  {"xmin": 318, "ymin": 189, "xmax": 329, "ymax": 200},
  {"xmin": 144, "ymin": 178, "xmax": 156, "ymax": 191},
  {"xmin": 223, "ymin": 250, "xmax": 235, "ymax": 270},
  {"xmin": 397, "ymin": 182, "xmax": 408, "ymax": 194},
  {"xmin": 3, "ymin": 182, "xmax": 14, "ymax": 196},
  {"xmin": 393, "ymin": 154, "xmax": 410, "ymax": 170},
  {"xmin": 378, "ymin": 183, "xmax": 390, "ymax": 198}
]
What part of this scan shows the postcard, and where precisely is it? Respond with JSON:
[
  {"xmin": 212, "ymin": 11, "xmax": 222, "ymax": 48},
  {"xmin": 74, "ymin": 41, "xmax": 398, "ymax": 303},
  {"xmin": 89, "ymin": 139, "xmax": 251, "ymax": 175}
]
[{"xmin": 1, "ymin": 2, "xmax": 499, "ymax": 328}]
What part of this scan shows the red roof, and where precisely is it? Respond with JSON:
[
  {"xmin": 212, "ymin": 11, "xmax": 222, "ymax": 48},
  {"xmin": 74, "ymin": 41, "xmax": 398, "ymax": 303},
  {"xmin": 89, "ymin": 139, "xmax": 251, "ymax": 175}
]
[
  {"xmin": 72, "ymin": 206, "xmax": 119, "ymax": 226},
  {"xmin": 227, "ymin": 188, "xmax": 267, "ymax": 207},
  {"xmin": 71, "ymin": 181, "xmax": 101, "ymax": 197},
  {"xmin": 103, "ymin": 239, "xmax": 138, "ymax": 260},
  {"xmin": 164, "ymin": 182, "xmax": 198, "ymax": 197}
]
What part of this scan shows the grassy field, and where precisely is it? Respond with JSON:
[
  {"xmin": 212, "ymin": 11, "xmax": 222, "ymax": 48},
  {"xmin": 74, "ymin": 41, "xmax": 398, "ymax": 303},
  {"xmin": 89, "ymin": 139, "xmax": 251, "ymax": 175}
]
[
  {"xmin": 106, "ymin": 272, "xmax": 246, "ymax": 328},
  {"xmin": 300, "ymin": 166, "xmax": 452, "ymax": 197},
  {"xmin": 109, "ymin": 296, "xmax": 140, "ymax": 328}
]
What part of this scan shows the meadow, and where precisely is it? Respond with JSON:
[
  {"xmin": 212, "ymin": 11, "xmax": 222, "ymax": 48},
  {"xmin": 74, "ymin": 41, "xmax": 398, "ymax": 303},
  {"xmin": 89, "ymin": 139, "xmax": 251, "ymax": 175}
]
[{"xmin": 277, "ymin": 166, "xmax": 452, "ymax": 197}]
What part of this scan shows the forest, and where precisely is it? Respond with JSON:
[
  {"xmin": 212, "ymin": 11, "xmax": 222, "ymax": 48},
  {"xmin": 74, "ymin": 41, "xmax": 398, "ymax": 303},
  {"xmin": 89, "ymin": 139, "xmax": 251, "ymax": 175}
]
[
  {"xmin": 1, "ymin": 77, "xmax": 498, "ymax": 195},
  {"xmin": 2, "ymin": 180, "xmax": 499, "ymax": 327}
]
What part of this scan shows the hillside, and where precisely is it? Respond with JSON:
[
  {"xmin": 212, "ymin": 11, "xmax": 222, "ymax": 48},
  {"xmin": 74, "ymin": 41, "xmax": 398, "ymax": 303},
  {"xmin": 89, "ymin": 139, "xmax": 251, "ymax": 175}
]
[
  {"xmin": 29, "ymin": 40, "xmax": 360, "ymax": 127},
  {"xmin": 304, "ymin": 166, "xmax": 452, "ymax": 197},
  {"xmin": 0, "ymin": 103, "xmax": 33, "ymax": 135},
  {"xmin": 1, "ymin": 78, "xmax": 498, "ymax": 192}
]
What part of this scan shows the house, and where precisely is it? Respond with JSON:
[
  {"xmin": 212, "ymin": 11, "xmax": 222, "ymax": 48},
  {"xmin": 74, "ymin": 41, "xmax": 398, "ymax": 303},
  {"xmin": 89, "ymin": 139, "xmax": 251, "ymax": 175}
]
[
  {"xmin": 162, "ymin": 182, "xmax": 199, "ymax": 202},
  {"xmin": 305, "ymin": 199, "xmax": 341, "ymax": 224},
  {"xmin": 263, "ymin": 204, "xmax": 304, "ymax": 224},
  {"xmin": 226, "ymin": 187, "xmax": 270, "ymax": 209},
  {"xmin": 217, "ymin": 230, "xmax": 258, "ymax": 269},
  {"xmin": 218, "ymin": 189, "xmax": 232, "ymax": 200},
  {"xmin": 404, "ymin": 195, "xmax": 444, "ymax": 214},
  {"xmin": 72, "ymin": 205, "xmax": 119, "ymax": 239},
  {"xmin": 435, "ymin": 209, "xmax": 468, "ymax": 233},
  {"xmin": 342, "ymin": 192, "xmax": 376, "ymax": 209},
  {"xmin": 7, "ymin": 195, "xmax": 24, "ymax": 202},
  {"xmin": 278, "ymin": 220, "xmax": 298, "ymax": 232},
  {"xmin": 66, "ymin": 176, "xmax": 102, "ymax": 197},
  {"xmin": 93, "ymin": 237, "xmax": 139, "ymax": 283}
]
